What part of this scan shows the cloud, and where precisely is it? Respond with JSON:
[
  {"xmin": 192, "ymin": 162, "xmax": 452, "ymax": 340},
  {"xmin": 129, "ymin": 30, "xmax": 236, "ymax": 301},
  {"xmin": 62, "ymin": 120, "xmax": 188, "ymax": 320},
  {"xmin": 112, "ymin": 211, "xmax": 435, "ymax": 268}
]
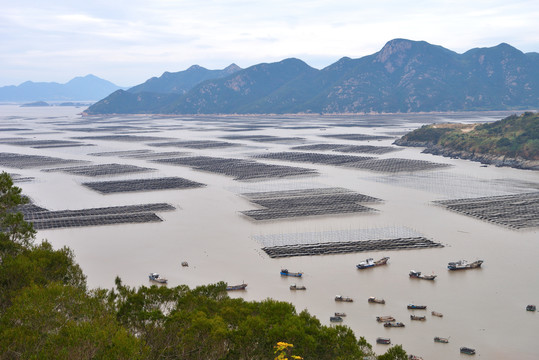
[{"xmin": 0, "ymin": 0, "xmax": 538, "ymax": 86}]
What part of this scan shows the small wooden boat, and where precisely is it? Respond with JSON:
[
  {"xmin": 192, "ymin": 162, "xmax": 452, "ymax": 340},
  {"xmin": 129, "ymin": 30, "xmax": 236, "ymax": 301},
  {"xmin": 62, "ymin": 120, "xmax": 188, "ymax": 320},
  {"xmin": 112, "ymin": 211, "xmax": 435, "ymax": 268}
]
[
  {"xmin": 280, "ymin": 269, "xmax": 303, "ymax": 277},
  {"xmin": 384, "ymin": 322, "xmax": 405, "ymax": 328},
  {"xmin": 526, "ymin": 304, "xmax": 536, "ymax": 311},
  {"xmin": 409, "ymin": 270, "xmax": 436, "ymax": 280},
  {"xmin": 330, "ymin": 316, "xmax": 343, "ymax": 322},
  {"xmin": 407, "ymin": 304, "xmax": 427, "ymax": 310},
  {"xmin": 289, "ymin": 284, "xmax": 306, "ymax": 290},
  {"xmin": 181, "ymin": 261, "xmax": 188, "ymax": 267},
  {"xmin": 448, "ymin": 259, "xmax": 483, "ymax": 270},
  {"xmin": 335, "ymin": 295, "xmax": 353, "ymax": 302},
  {"xmin": 335, "ymin": 312, "xmax": 346, "ymax": 317},
  {"xmin": 434, "ymin": 336, "xmax": 449, "ymax": 343},
  {"xmin": 376, "ymin": 337, "xmax": 391, "ymax": 345},
  {"xmin": 410, "ymin": 315, "xmax": 426, "ymax": 321},
  {"xmin": 376, "ymin": 316, "xmax": 395, "ymax": 322},
  {"xmin": 226, "ymin": 283, "xmax": 247, "ymax": 291},
  {"xmin": 148, "ymin": 273, "xmax": 167, "ymax": 284},
  {"xmin": 460, "ymin": 347, "xmax": 476, "ymax": 355},
  {"xmin": 368, "ymin": 296, "xmax": 385, "ymax": 304},
  {"xmin": 431, "ymin": 311, "xmax": 443, "ymax": 317},
  {"xmin": 357, "ymin": 256, "xmax": 390, "ymax": 269}
]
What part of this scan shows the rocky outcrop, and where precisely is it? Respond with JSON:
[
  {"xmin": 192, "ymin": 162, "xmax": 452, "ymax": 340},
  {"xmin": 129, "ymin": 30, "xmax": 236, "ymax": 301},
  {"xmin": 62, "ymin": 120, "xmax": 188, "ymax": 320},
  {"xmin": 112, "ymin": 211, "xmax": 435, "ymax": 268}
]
[{"xmin": 395, "ymin": 140, "xmax": 539, "ymax": 170}]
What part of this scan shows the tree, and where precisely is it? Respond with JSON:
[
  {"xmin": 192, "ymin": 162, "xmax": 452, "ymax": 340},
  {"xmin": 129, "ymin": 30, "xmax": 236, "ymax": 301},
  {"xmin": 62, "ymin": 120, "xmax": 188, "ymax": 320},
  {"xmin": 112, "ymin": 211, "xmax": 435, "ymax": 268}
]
[
  {"xmin": 0, "ymin": 283, "xmax": 146, "ymax": 360},
  {"xmin": 0, "ymin": 172, "xmax": 35, "ymax": 259},
  {"xmin": 377, "ymin": 344, "xmax": 408, "ymax": 360}
]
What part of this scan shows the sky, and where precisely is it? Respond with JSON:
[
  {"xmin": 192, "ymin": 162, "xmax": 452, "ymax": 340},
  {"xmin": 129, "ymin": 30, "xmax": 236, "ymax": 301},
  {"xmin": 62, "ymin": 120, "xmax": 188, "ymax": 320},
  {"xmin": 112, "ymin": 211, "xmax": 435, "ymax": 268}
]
[{"xmin": 1, "ymin": 0, "xmax": 538, "ymax": 87}]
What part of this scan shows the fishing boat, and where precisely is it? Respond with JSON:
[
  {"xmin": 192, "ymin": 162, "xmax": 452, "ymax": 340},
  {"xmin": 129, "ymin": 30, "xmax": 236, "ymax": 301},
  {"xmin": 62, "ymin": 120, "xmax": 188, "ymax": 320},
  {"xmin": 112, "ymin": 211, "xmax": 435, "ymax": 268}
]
[
  {"xmin": 148, "ymin": 273, "xmax": 167, "ymax": 284},
  {"xmin": 407, "ymin": 304, "xmax": 427, "ymax": 310},
  {"xmin": 376, "ymin": 337, "xmax": 391, "ymax": 345},
  {"xmin": 408, "ymin": 355, "xmax": 423, "ymax": 360},
  {"xmin": 410, "ymin": 315, "xmax": 426, "ymax": 321},
  {"xmin": 335, "ymin": 295, "xmax": 353, "ymax": 302},
  {"xmin": 460, "ymin": 347, "xmax": 476, "ymax": 355},
  {"xmin": 334, "ymin": 312, "xmax": 346, "ymax": 317},
  {"xmin": 434, "ymin": 337, "xmax": 449, "ymax": 343},
  {"xmin": 409, "ymin": 270, "xmax": 437, "ymax": 280},
  {"xmin": 447, "ymin": 259, "xmax": 483, "ymax": 270},
  {"xmin": 356, "ymin": 256, "xmax": 390, "ymax": 269},
  {"xmin": 289, "ymin": 284, "xmax": 306, "ymax": 290},
  {"xmin": 368, "ymin": 296, "xmax": 386, "ymax": 304},
  {"xmin": 280, "ymin": 269, "xmax": 303, "ymax": 277},
  {"xmin": 384, "ymin": 322, "xmax": 405, "ymax": 328},
  {"xmin": 376, "ymin": 316, "xmax": 395, "ymax": 322},
  {"xmin": 226, "ymin": 283, "xmax": 247, "ymax": 291},
  {"xmin": 431, "ymin": 311, "xmax": 443, "ymax": 317},
  {"xmin": 526, "ymin": 304, "xmax": 536, "ymax": 311},
  {"xmin": 181, "ymin": 261, "xmax": 188, "ymax": 267},
  {"xmin": 330, "ymin": 316, "xmax": 343, "ymax": 322}
]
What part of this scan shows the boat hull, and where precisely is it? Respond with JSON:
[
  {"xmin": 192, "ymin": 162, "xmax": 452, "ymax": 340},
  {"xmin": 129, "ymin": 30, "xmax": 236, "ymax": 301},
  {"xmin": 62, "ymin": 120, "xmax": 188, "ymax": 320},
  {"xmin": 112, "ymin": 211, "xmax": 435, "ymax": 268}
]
[
  {"xmin": 448, "ymin": 260, "xmax": 483, "ymax": 270},
  {"xmin": 226, "ymin": 283, "xmax": 247, "ymax": 291}
]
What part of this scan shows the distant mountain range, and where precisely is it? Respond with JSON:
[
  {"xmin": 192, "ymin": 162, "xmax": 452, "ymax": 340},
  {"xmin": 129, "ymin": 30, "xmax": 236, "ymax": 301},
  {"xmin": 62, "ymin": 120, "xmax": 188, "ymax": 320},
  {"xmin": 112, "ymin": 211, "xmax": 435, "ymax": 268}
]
[
  {"xmin": 0, "ymin": 75, "xmax": 123, "ymax": 102},
  {"xmin": 85, "ymin": 39, "xmax": 539, "ymax": 114}
]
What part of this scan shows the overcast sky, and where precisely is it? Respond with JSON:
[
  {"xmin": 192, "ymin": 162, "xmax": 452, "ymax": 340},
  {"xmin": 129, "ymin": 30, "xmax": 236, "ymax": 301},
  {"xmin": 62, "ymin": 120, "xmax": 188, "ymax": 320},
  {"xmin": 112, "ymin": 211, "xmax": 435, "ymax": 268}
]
[{"xmin": 1, "ymin": 0, "xmax": 538, "ymax": 87}]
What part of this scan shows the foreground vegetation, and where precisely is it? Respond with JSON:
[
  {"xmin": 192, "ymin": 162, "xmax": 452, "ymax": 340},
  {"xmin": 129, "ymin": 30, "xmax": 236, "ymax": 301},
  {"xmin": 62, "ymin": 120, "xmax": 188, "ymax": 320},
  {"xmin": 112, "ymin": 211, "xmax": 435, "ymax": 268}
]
[
  {"xmin": 399, "ymin": 112, "xmax": 539, "ymax": 160},
  {"xmin": 0, "ymin": 172, "xmax": 409, "ymax": 359}
]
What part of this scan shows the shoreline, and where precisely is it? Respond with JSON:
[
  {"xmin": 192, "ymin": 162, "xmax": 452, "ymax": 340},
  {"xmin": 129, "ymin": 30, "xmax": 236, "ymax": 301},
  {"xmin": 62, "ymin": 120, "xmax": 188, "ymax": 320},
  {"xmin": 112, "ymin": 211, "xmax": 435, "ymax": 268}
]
[{"xmin": 393, "ymin": 139, "xmax": 539, "ymax": 171}]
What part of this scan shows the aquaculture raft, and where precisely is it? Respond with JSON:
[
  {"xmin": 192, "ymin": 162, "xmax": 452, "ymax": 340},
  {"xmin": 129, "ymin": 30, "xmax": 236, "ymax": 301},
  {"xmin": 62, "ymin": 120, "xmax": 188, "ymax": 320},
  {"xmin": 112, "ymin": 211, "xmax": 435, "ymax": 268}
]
[
  {"xmin": 262, "ymin": 237, "xmax": 443, "ymax": 258},
  {"xmin": 83, "ymin": 177, "xmax": 205, "ymax": 194},
  {"xmin": 42, "ymin": 163, "xmax": 155, "ymax": 177},
  {"xmin": 434, "ymin": 192, "xmax": 539, "ymax": 229},
  {"xmin": 241, "ymin": 187, "xmax": 380, "ymax": 221},
  {"xmin": 0, "ymin": 152, "xmax": 87, "ymax": 169},
  {"xmin": 254, "ymin": 151, "xmax": 450, "ymax": 173},
  {"xmin": 152, "ymin": 156, "xmax": 317, "ymax": 181},
  {"xmin": 292, "ymin": 143, "xmax": 400, "ymax": 155},
  {"xmin": 21, "ymin": 203, "xmax": 175, "ymax": 230}
]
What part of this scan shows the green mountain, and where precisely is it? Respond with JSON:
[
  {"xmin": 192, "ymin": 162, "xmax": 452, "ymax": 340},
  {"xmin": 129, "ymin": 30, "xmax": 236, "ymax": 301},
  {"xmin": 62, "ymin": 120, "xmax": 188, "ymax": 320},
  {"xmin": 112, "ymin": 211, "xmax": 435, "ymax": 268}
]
[
  {"xmin": 128, "ymin": 63, "xmax": 241, "ymax": 94},
  {"xmin": 85, "ymin": 39, "xmax": 539, "ymax": 114}
]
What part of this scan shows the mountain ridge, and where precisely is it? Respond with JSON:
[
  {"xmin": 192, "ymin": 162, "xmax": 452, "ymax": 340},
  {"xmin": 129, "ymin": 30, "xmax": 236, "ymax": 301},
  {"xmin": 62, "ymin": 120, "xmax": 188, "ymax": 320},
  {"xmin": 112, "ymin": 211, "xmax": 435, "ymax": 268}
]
[
  {"xmin": 85, "ymin": 39, "xmax": 539, "ymax": 115},
  {"xmin": 0, "ymin": 75, "xmax": 124, "ymax": 102}
]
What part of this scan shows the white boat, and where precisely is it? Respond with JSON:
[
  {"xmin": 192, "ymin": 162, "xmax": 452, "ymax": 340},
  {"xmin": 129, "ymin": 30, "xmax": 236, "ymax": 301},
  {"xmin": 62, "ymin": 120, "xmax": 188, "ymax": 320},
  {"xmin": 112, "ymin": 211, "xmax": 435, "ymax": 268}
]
[
  {"xmin": 448, "ymin": 259, "xmax": 483, "ymax": 270},
  {"xmin": 148, "ymin": 273, "xmax": 167, "ymax": 284}
]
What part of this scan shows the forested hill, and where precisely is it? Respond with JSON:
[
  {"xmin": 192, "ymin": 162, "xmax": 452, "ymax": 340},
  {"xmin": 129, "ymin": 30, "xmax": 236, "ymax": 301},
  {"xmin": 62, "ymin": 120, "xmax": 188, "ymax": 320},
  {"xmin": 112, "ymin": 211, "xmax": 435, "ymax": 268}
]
[
  {"xmin": 86, "ymin": 39, "xmax": 539, "ymax": 115},
  {"xmin": 395, "ymin": 112, "xmax": 539, "ymax": 169}
]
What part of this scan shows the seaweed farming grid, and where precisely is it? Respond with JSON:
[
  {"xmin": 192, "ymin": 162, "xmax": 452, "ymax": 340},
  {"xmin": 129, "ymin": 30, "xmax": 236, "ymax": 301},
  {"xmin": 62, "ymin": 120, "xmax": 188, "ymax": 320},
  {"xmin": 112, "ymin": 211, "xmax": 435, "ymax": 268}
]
[
  {"xmin": 221, "ymin": 134, "xmax": 306, "ymax": 144},
  {"xmin": 254, "ymin": 227, "xmax": 442, "ymax": 258},
  {"xmin": 434, "ymin": 192, "xmax": 539, "ymax": 229},
  {"xmin": 0, "ymin": 139, "xmax": 87, "ymax": 148},
  {"xmin": 21, "ymin": 203, "xmax": 175, "ymax": 230},
  {"xmin": 149, "ymin": 140, "xmax": 240, "ymax": 149},
  {"xmin": 254, "ymin": 152, "xmax": 450, "ymax": 173},
  {"xmin": 367, "ymin": 172, "xmax": 539, "ymax": 199},
  {"xmin": 151, "ymin": 156, "xmax": 318, "ymax": 181},
  {"xmin": 320, "ymin": 133, "xmax": 395, "ymax": 141},
  {"xmin": 254, "ymin": 227, "xmax": 425, "ymax": 247},
  {"xmin": 83, "ymin": 177, "xmax": 205, "ymax": 194},
  {"xmin": 42, "ymin": 163, "xmax": 156, "ymax": 177},
  {"xmin": 262, "ymin": 237, "xmax": 443, "ymax": 258},
  {"xmin": 0, "ymin": 152, "xmax": 87, "ymax": 169},
  {"xmin": 292, "ymin": 143, "xmax": 400, "ymax": 155},
  {"xmin": 241, "ymin": 187, "xmax": 381, "ymax": 221}
]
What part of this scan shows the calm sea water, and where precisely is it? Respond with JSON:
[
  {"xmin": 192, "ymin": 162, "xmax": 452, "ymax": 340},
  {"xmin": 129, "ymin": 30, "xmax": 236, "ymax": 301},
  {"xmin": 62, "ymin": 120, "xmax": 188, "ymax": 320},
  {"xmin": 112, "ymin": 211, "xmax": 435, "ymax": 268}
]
[{"xmin": 1, "ymin": 105, "xmax": 538, "ymax": 359}]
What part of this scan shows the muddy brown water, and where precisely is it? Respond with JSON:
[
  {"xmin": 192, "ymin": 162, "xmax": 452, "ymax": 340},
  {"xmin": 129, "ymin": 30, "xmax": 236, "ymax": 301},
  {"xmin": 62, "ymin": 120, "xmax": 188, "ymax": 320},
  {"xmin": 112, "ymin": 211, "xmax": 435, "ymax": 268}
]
[{"xmin": 1, "ymin": 106, "xmax": 538, "ymax": 359}]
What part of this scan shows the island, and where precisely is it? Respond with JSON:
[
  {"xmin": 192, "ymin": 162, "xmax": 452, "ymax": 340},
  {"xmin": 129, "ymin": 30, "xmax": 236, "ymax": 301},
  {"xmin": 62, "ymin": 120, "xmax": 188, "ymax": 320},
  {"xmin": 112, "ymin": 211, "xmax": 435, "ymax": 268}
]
[{"xmin": 394, "ymin": 112, "xmax": 539, "ymax": 170}]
